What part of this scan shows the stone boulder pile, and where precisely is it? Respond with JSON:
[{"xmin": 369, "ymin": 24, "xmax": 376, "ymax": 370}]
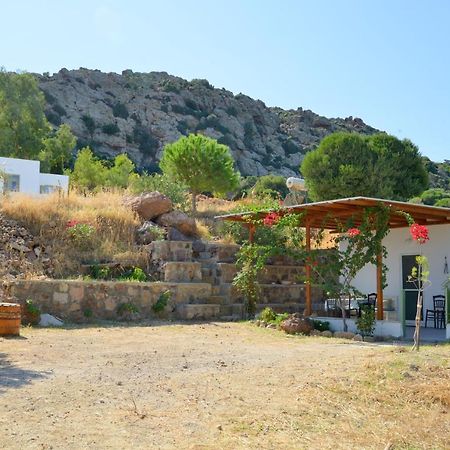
[
  {"xmin": 279, "ymin": 313, "xmax": 314, "ymax": 335},
  {"xmin": 123, "ymin": 191, "xmax": 198, "ymax": 244},
  {"xmin": 0, "ymin": 214, "xmax": 53, "ymax": 280}
]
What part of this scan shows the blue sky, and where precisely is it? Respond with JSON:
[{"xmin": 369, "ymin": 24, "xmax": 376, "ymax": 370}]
[{"xmin": 1, "ymin": 0, "xmax": 449, "ymax": 162}]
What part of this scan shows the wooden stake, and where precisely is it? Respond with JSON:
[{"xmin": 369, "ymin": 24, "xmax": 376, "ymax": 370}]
[{"xmin": 376, "ymin": 251, "xmax": 384, "ymax": 320}]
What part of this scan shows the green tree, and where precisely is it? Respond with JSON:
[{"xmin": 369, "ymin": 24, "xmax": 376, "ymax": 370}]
[
  {"xmin": 369, "ymin": 134, "xmax": 428, "ymax": 200},
  {"xmin": 301, "ymin": 132, "xmax": 377, "ymax": 201},
  {"xmin": 105, "ymin": 153, "xmax": 136, "ymax": 188},
  {"xmin": 0, "ymin": 70, "xmax": 50, "ymax": 159},
  {"xmin": 160, "ymin": 134, "xmax": 240, "ymax": 212},
  {"xmin": 301, "ymin": 132, "xmax": 428, "ymax": 201},
  {"xmin": 40, "ymin": 124, "xmax": 77, "ymax": 174},
  {"xmin": 69, "ymin": 147, "xmax": 107, "ymax": 191}
]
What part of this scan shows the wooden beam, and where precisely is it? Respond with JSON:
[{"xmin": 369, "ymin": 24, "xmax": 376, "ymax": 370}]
[
  {"xmin": 305, "ymin": 220, "xmax": 312, "ymax": 316},
  {"xmin": 376, "ymin": 251, "xmax": 384, "ymax": 320}
]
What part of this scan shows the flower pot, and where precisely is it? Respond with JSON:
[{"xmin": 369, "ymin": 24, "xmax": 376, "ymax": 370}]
[{"xmin": 0, "ymin": 302, "xmax": 21, "ymax": 336}]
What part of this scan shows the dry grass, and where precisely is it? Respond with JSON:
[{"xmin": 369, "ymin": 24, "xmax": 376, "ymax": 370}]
[{"xmin": 1, "ymin": 191, "xmax": 140, "ymax": 277}]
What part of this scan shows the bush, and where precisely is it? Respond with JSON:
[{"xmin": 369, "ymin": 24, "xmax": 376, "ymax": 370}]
[
  {"xmin": 117, "ymin": 302, "xmax": 139, "ymax": 316},
  {"xmin": 118, "ymin": 267, "xmax": 147, "ymax": 282},
  {"xmin": 259, "ymin": 307, "xmax": 277, "ymax": 323},
  {"xmin": 101, "ymin": 123, "xmax": 120, "ymax": 135},
  {"xmin": 132, "ymin": 125, "xmax": 159, "ymax": 155},
  {"xmin": 81, "ymin": 115, "xmax": 96, "ymax": 135},
  {"xmin": 252, "ymin": 174, "xmax": 289, "ymax": 199},
  {"xmin": 356, "ymin": 305, "xmax": 376, "ymax": 337},
  {"xmin": 66, "ymin": 221, "xmax": 96, "ymax": 247},
  {"xmin": 282, "ymin": 139, "xmax": 299, "ymax": 155},
  {"xmin": 112, "ymin": 102, "xmax": 129, "ymax": 119},
  {"xmin": 53, "ymin": 103, "xmax": 67, "ymax": 117},
  {"xmin": 152, "ymin": 290, "xmax": 171, "ymax": 313},
  {"xmin": 311, "ymin": 319, "xmax": 330, "ymax": 332}
]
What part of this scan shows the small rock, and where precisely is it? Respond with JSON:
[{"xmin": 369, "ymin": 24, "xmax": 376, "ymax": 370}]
[
  {"xmin": 334, "ymin": 331, "xmax": 355, "ymax": 340},
  {"xmin": 352, "ymin": 334, "xmax": 363, "ymax": 341},
  {"xmin": 39, "ymin": 313, "xmax": 64, "ymax": 327},
  {"xmin": 320, "ymin": 330, "xmax": 333, "ymax": 338}
]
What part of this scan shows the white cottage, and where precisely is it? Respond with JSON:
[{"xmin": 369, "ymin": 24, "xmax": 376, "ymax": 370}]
[
  {"xmin": 220, "ymin": 197, "xmax": 450, "ymax": 340},
  {"xmin": 0, "ymin": 156, "xmax": 69, "ymax": 195}
]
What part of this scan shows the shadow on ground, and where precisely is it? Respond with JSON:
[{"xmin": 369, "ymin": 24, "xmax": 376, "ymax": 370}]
[{"xmin": 0, "ymin": 352, "xmax": 50, "ymax": 394}]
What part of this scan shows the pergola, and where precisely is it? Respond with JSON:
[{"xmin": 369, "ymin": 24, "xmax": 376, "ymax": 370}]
[{"xmin": 217, "ymin": 197, "xmax": 450, "ymax": 320}]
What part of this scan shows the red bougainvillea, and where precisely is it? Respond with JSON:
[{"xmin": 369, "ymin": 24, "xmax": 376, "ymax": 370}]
[
  {"xmin": 66, "ymin": 219, "xmax": 81, "ymax": 228},
  {"xmin": 410, "ymin": 223, "xmax": 429, "ymax": 244},
  {"xmin": 347, "ymin": 227, "xmax": 361, "ymax": 238},
  {"xmin": 263, "ymin": 212, "xmax": 281, "ymax": 227}
]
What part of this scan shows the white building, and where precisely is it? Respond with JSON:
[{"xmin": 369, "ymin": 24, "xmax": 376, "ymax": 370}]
[{"xmin": 0, "ymin": 157, "xmax": 69, "ymax": 195}]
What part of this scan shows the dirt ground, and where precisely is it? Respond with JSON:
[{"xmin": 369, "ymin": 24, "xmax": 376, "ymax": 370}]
[{"xmin": 0, "ymin": 322, "xmax": 449, "ymax": 450}]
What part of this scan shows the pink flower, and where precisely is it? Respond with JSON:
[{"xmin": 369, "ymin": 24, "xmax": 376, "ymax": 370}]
[
  {"xmin": 347, "ymin": 227, "xmax": 361, "ymax": 237},
  {"xmin": 263, "ymin": 212, "xmax": 280, "ymax": 227},
  {"xmin": 410, "ymin": 223, "xmax": 429, "ymax": 244},
  {"xmin": 66, "ymin": 219, "xmax": 80, "ymax": 229}
]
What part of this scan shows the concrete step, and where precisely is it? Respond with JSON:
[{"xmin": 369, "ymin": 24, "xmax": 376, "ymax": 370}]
[
  {"xmin": 163, "ymin": 262, "xmax": 202, "ymax": 282},
  {"xmin": 176, "ymin": 304, "xmax": 221, "ymax": 320}
]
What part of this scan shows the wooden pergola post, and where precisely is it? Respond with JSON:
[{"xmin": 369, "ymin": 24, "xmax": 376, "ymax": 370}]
[
  {"xmin": 305, "ymin": 219, "xmax": 312, "ymax": 316},
  {"xmin": 248, "ymin": 224, "xmax": 255, "ymax": 243},
  {"xmin": 376, "ymin": 251, "xmax": 384, "ymax": 320}
]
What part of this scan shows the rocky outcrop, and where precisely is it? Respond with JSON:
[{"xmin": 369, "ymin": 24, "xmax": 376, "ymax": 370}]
[{"xmin": 37, "ymin": 68, "xmax": 379, "ymax": 176}]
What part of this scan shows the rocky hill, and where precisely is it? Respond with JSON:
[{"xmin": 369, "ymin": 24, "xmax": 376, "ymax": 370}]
[{"xmin": 37, "ymin": 68, "xmax": 379, "ymax": 176}]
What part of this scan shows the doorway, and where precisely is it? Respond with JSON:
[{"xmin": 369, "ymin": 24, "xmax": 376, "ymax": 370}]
[{"xmin": 402, "ymin": 254, "xmax": 422, "ymax": 325}]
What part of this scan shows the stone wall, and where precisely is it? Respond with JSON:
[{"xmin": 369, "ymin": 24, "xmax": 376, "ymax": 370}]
[{"xmin": 6, "ymin": 280, "xmax": 213, "ymax": 322}]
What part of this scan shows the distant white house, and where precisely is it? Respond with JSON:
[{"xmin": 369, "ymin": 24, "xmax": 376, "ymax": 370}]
[{"xmin": 0, "ymin": 157, "xmax": 69, "ymax": 195}]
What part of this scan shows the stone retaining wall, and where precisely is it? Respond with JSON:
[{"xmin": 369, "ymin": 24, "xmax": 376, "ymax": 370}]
[{"xmin": 6, "ymin": 280, "xmax": 211, "ymax": 322}]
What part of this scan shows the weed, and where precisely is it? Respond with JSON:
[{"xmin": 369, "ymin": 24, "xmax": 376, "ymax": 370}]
[{"xmin": 152, "ymin": 290, "xmax": 171, "ymax": 313}]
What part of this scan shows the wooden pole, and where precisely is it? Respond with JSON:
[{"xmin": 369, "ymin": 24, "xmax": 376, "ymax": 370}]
[
  {"xmin": 248, "ymin": 224, "xmax": 255, "ymax": 244},
  {"xmin": 376, "ymin": 251, "xmax": 384, "ymax": 320},
  {"xmin": 305, "ymin": 220, "xmax": 312, "ymax": 316}
]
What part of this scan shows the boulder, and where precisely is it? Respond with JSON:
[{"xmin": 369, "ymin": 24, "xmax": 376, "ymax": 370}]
[
  {"xmin": 280, "ymin": 315, "xmax": 313, "ymax": 335},
  {"xmin": 167, "ymin": 227, "xmax": 192, "ymax": 241},
  {"xmin": 156, "ymin": 210, "xmax": 197, "ymax": 236},
  {"xmin": 124, "ymin": 192, "xmax": 172, "ymax": 220},
  {"xmin": 320, "ymin": 330, "xmax": 333, "ymax": 338}
]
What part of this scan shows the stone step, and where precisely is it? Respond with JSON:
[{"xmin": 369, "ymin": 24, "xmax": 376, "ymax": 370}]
[
  {"xmin": 220, "ymin": 303, "xmax": 244, "ymax": 317},
  {"xmin": 201, "ymin": 267, "xmax": 216, "ymax": 284},
  {"xmin": 150, "ymin": 241, "xmax": 193, "ymax": 262},
  {"xmin": 176, "ymin": 304, "xmax": 221, "ymax": 320},
  {"xmin": 218, "ymin": 283, "xmax": 306, "ymax": 304},
  {"xmin": 208, "ymin": 295, "xmax": 228, "ymax": 305},
  {"xmin": 255, "ymin": 303, "xmax": 305, "ymax": 314},
  {"xmin": 163, "ymin": 262, "xmax": 202, "ymax": 282}
]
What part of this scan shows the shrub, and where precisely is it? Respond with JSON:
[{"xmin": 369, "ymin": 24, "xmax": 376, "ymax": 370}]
[
  {"xmin": 311, "ymin": 319, "xmax": 330, "ymax": 332},
  {"xmin": 45, "ymin": 110, "xmax": 62, "ymax": 126},
  {"xmin": 81, "ymin": 115, "xmax": 96, "ymax": 135},
  {"xmin": 282, "ymin": 139, "xmax": 299, "ymax": 155},
  {"xmin": 226, "ymin": 105, "xmax": 238, "ymax": 117},
  {"xmin": 259, "ymin": 307, "xmax": 277, "ymax": 323},
  {"xmin": 356, "ymin": 305, "xmax": 376, "ymax": 337},
  {"xmin": 67, "ymin": 221, "xmax": 96, "ymax": 244},
  {"xmin": 118, "ymin": 267, "xmax": 147, "ymax": 282},
  {"xmin": 22, "ymin": 299, "xmax": 41, "ymax": 326},
  {"xmin": 152, "ymin": 290, "xmax": 171, "ymax": 313},
  {"xmin": 101, "ymin": 123, "xmax": 120, "ymax": 135},
  {"xmin": 112, "ymin": 102, "xmax": 129, "ymax": 119},
  {"xmin": 252, "ymin": 174, "xmax": 289, "ymax": 199},
  {"xmin": 117, "ymin": 302, "xmax": 139, "ymax": 315},
  {"xmin": 132, "ymin": 125, "xmax": 159, "ymax": 155}
]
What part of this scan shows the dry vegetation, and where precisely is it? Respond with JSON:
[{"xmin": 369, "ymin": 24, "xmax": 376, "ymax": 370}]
[
  {"xmin": 0, "ymin": 323, "xmax": 448, "ymax": 450},
  {"xmin": 1, "ymin": 191, "xmax": 141, "ymax": 277}
]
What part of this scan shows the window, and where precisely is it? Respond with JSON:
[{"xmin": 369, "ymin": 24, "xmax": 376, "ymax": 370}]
[
  {"xmin": 40, "ymin": 185, "xmax": 58, "ymax": 194},
  {"xmin": 5, "ymin": 174, "xmax": 20, "ymax": 192}
]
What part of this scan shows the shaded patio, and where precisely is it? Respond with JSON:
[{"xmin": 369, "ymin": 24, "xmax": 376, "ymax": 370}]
[{"xmin": 218, "ymin": 196, "xmax": 450, "ymax": 338}]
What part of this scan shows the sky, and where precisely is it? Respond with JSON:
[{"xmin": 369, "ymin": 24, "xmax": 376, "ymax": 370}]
[{"xmin": 1, "ymin": 0, "xmax": 449, "ymax": 162}]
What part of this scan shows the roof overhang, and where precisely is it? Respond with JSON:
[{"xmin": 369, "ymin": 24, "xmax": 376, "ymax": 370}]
[{"xmin": 216, "ymin": 197, "xmax": 450, "ymax": 231}]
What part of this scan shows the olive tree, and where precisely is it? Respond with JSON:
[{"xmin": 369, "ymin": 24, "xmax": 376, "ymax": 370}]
[{"xmin": 160, "ymin": 134, "xmax": 239, "ymax": 213}]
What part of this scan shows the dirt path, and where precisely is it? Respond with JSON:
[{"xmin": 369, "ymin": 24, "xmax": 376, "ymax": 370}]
[{"xmin": 0, "ymin": 323, "xmax": 448, "ymax": 449}]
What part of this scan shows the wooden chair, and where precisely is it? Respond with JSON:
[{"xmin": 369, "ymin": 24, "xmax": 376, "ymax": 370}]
[{"xmin": 425, "ymin": 295, "xmax": 446, "ymax": 329}]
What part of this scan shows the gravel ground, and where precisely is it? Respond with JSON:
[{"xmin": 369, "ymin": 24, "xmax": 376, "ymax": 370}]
[{"xmin": 0, "ymin": 322, "xmax": 447, "ymax": 449}]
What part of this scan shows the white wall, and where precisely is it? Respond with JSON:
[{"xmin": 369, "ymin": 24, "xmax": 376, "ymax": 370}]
[
  {"xmin": 0, "ymin": 157, "xmax": 68, "ymax": 195},
  {"xmin": 0, "ymin": 157, "xmax": 41, "ymax": 194},
  {"xmin": 39, "ymin": 173, "xmax": 69, "ymax": 193},
  {"xmin": 351, "ymin": 224, "xmax": 450, "ymax": 319}
]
